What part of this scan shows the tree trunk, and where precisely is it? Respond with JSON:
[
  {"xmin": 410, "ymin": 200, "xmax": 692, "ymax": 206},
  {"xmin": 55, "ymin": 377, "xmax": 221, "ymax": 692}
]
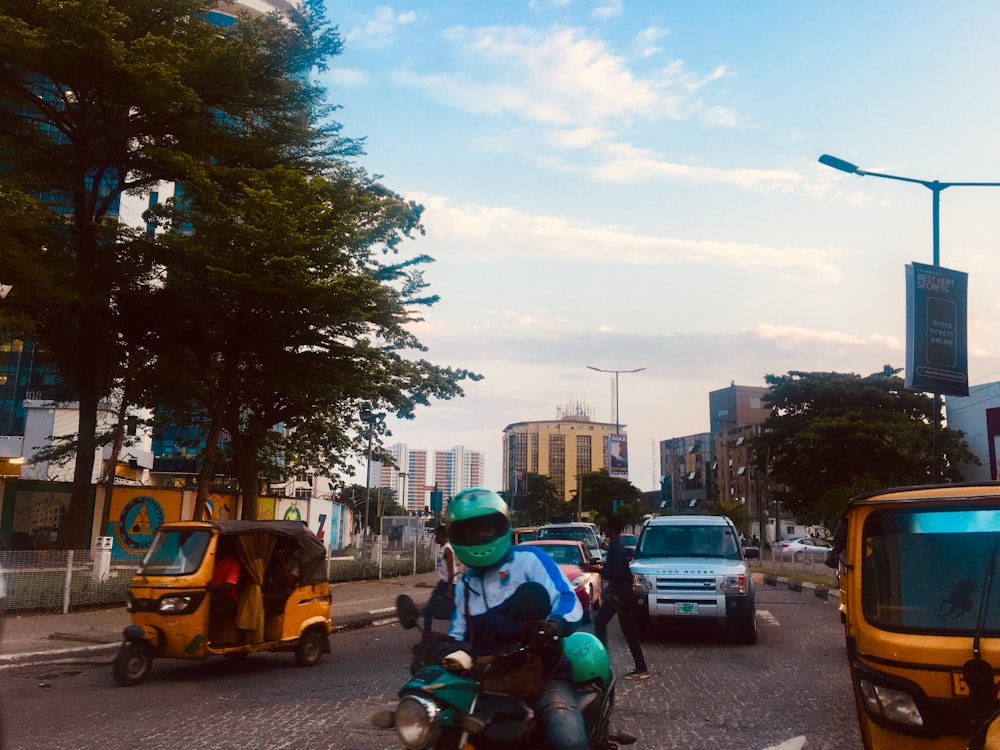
[
  {"xmin": 65, "ymin": 373, "xmax": 99, "ymax": 549},
  {"xmin": 98, "ymin": 380, "xmax": 133, "ymax": 536}
]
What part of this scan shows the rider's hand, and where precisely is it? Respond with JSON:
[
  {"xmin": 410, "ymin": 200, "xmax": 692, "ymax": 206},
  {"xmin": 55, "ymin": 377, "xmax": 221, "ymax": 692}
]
[{"xmin": 520, "ymin": 619, "xmax": 560, "ymax": 649}]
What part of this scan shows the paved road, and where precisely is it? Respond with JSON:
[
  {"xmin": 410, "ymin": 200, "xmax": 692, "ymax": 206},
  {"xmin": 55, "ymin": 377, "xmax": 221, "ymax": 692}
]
[{"xmin": 0, "ymin": 583, "xmax": 861, "ymax": 750}]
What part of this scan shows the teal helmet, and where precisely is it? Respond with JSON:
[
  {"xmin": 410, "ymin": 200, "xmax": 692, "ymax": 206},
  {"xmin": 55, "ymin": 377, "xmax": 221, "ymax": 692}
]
[
  {"xmin": 562, "ymin": 631, "xmax": 611, "ymax": 687},
  {"xmin": 445, "ymin": 487, "xmax": 511, "ymax": 569}
]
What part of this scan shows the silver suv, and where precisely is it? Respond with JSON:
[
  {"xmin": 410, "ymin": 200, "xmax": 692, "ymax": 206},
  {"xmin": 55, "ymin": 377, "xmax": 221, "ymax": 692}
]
[{"xmin": 627, "ymin": 515, "xmax": 757, "ymax": 644}]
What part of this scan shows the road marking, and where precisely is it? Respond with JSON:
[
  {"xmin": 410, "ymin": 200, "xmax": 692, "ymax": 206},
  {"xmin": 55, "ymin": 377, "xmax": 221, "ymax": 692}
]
[
  {"xmin": 757, "ymin": 609, "xmax": 780, "ymax": 627},
  {"xmin": 763, "ymin": 737, "xmax": 806, "ymax": 750}
]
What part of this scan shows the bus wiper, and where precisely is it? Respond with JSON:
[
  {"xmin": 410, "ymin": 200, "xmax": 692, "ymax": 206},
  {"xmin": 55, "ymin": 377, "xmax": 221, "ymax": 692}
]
[{"xmin": 962, "ymin": 536, "xmax": 999, "ymax": 702}]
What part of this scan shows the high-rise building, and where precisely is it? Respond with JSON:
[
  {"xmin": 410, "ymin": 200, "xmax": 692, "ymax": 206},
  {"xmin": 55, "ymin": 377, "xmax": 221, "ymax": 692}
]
[
  {"xmin": 373, "ymin": 444, "xmax": 485, "ymax": 515},
  {"xmin": 502, "ymin": 403, "xmax": 618, "ymax": 506}
]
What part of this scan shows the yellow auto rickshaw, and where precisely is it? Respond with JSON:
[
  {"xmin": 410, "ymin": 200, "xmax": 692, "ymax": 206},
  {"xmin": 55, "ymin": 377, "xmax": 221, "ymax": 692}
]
[
  {"xmin": 832, "ymin": 483, "xmax": 1000, "ymax": 748},
  {"xmin": 113, "ymin": 520, "xmax": 332, "ymax": 686}
]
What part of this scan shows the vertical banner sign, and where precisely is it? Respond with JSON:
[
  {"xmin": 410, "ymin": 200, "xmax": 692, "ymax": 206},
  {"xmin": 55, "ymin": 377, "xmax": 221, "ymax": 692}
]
[
  {"xmin": 608, "ymin": 434, "xmax": 629, "ymax": 478},
  {"xmin": 905, "ymin": 262, "xmax": 969, "ymax": 397}
]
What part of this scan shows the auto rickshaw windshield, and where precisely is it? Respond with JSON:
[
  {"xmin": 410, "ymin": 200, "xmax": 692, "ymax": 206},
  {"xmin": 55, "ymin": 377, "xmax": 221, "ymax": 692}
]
[
  {"xmin": 861, "ymin": 507, "xmax": 1000, "ymax": 633},
  {"xmin": 139, "ymin": 529, "xmax": 212, "ymax": 576}
]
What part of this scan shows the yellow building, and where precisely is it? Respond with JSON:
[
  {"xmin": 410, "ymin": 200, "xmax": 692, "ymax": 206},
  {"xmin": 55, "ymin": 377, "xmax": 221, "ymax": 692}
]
[{"xmin": 502, "ymin": 403, "xmax": 620, "ymax": 505}]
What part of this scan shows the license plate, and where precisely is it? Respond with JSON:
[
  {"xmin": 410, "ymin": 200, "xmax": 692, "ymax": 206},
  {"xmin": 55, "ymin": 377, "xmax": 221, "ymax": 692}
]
[
  {"xmin": 674, "ymin": 602, "xmax": 699, "ymax": 616},
  {"xmin": 951, "ymin": 672, "xmax": 1000, "ymax": 696}
]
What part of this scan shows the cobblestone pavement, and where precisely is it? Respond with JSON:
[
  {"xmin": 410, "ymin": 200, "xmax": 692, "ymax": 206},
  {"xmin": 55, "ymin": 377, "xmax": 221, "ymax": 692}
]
[{"xmin": 0, "ymin": 583, "xmax": 860, "ymax": 750}]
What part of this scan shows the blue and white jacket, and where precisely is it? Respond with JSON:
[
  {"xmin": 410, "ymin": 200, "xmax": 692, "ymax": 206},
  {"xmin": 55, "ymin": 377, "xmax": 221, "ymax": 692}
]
[{"xmin": 448, "ymin": 545, "xmax": 583, "ymax": 657}]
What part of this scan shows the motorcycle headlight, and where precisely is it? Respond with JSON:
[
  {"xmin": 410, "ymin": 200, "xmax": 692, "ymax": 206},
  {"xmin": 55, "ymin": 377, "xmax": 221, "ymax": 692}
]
[
  {"xmin": 395, "ymin": 695, "xmax": 441, "ymax": 749},
  {"xmin": 858, "ymin": 677, "xmax": 924, "ymax": 728},
  {"xmin": 159, "ymin": 595, "xmax": 196, "ymax": 613}
]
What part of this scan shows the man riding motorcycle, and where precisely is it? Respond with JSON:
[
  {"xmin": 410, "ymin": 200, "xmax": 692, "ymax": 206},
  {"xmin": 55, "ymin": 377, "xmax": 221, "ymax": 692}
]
[{"xmin": 445, "ymin": 487, "xmax": 589, "ymax": 750}]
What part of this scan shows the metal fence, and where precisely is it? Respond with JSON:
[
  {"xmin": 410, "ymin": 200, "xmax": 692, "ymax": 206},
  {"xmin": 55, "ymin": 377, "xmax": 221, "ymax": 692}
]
[
  {"xmin": 0, "ymin": 549, "xmax": 136, "ymax": 614},
  {"xmin": 0, "ymin": 537, "xmax": 438, "ymax": 614}
]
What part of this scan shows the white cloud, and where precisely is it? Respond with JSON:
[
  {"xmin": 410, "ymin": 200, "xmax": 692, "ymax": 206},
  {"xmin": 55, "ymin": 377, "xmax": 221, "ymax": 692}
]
[
  {"xmin": 592, "ymin": 0, "xmax": 622, "ymax": 21},
  {"xmin": 635, "ymin": 25, "xmax": 669, "ymax": 58},
  {"xmin": 409, "ymin": 193, "xmax": 844, "ymax": 282},
  {"xmin": 404, "ymin": 25, "xmax": 732, "ymax": 128},
  {"xmin": 346, "ymin": 6, "xmax": 417, "ymax": 46},
  {"xmin": 589, "ymin": 142, "xmax": 800, "ymax": 187},
  {"xmin": 325, "ymin": 67, "xmax": 368, "ymax": 87}
]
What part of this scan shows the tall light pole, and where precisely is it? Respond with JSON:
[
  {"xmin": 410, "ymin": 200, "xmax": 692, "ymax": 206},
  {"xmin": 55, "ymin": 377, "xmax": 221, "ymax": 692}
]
[
  {"xmin": 818, "ymin": 154, "xmax": 1000, "ymax": 482},
  {"xmin": 399, "ymin": 471, "xmax": 408, "ymax": 513},
  {"xmin": 586, "ymin": 365, "xmax": 646, "ymax": 433},
  {"xmin": 360, "ymin": 409, "xmax": 385, "ymax": 565}
]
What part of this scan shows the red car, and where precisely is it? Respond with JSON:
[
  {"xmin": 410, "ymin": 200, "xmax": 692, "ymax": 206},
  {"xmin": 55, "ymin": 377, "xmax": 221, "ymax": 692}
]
[{"xmin": 528, "ymin": 539, "xmax": 602, "ymax": 621}]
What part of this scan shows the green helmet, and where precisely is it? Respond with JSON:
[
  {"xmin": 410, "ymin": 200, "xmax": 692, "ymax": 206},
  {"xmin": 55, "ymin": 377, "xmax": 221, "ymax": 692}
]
[
  {"xmin": 445, "ymin": 487, "xmax": 511, "ymax": 569},
  {"xmin": 562, "ymin": 631, "xmax": 611, "ymax": 687}
]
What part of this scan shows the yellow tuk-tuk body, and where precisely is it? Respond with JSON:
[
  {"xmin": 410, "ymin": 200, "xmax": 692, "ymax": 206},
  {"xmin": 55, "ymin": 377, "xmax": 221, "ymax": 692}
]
[
  {"xmin": 114, "ymin": 520, "xmax": 332, "ymax": 685},
  {"xmin": 837, "ymin": 484, "xmax": 1000, "ymax": 748}
]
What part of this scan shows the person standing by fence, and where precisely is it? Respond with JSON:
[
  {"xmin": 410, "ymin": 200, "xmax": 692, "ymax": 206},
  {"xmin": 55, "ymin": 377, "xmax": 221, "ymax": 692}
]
[{"xmin": 423, "ymin": 525, "xmax": 456, "ymax": 630}]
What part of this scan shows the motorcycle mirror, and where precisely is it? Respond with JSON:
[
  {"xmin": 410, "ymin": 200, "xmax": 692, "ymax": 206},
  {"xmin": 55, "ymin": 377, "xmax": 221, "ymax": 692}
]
[
  {"xmin": 509, "ymin": 581, "xmax": 551, "ymax": 620},
  {"xmin": 396, "ymin": 594, "xmax": 420, "ymax": 630}
]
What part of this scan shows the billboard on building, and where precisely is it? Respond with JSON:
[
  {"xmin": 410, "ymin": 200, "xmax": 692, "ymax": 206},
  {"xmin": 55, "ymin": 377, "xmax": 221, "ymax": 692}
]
[
  {"xmin": 905, "ymin": 262, "xmax": 969, "ymax": 397},
  {"xmin": 609, "ymin": 434, "xmax": 629, "ymax": 478}
]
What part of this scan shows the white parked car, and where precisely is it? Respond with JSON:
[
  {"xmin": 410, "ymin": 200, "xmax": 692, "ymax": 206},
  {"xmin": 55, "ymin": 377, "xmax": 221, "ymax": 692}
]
[{"xmin": 773, "ymin": 536, "xmax": 833, "ymax": 562}]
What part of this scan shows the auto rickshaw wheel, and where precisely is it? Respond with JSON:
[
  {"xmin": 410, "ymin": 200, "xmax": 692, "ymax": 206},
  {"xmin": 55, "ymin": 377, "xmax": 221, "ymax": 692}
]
[
  {"xmin": 295, "ymin": 630, "xmax": 323, "ymax": 667},
  {"xmin": 113, "ymin": 642, "xmax": 154, "ymax": 686}
]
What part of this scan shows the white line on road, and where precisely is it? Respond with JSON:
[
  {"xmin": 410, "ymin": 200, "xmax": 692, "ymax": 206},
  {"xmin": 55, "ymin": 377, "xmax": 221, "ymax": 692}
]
[
  {"xmin": 757, "ymin": 608, "xmax": 780, "ymax": 627},
  {"xmin": 763, "ymin": 737, "xmax": 806, "ymax": 750}
]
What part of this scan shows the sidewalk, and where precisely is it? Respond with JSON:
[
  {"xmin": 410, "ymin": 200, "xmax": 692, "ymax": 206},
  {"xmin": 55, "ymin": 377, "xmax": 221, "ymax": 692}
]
[{"xmin": 0, "ymin": 570, "xmax": 439, "ymax": 668}]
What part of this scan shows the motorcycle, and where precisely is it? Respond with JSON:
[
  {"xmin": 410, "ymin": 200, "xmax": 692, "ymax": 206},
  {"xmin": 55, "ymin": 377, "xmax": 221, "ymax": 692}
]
[{"xmin": 371, "ymin": 581, "xmax": 636, "ymax": 749}]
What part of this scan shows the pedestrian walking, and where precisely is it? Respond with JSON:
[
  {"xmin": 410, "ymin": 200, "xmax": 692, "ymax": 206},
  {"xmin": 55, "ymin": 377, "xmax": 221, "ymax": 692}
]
[
  {"xmin": 587, "ymin": 515, "xmax": 649, "ymax": 680},
  {"xmin": 423, "ymin": 524, "xmax": 456, "ymax": 630}
]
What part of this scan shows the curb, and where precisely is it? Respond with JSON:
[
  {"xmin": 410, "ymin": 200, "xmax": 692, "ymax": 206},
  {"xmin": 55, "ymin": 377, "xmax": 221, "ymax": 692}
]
[
  {"xmin": 756, "ymin": 573, "xmax": 840, "ymax": 602},
  {"xmin": 0, "ymin": 610, "xmax": 403, "ymax": 670}
]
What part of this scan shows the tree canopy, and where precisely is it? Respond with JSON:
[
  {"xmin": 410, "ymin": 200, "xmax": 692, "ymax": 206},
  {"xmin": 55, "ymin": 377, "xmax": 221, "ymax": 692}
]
[
  {"xmin": 750, "ymin": 367, "xmax": 979, "ymax": 526},
  {"xmin": 509, "ymin": 473, "xmax": 565, "ymax": 527},
  {"xmin": 0, "ymin": 0, "xmax": 479, "ymax": 543}
]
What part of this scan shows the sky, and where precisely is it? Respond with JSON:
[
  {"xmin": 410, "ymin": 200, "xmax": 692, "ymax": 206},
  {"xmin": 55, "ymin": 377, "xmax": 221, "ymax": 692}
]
[{"xmin": 319, "ymin": 1, "xmax": 1000, "ymax": 493}]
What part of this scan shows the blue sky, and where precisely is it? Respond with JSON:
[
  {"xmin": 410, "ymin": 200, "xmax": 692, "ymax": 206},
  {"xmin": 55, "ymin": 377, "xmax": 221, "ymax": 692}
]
[{"xmin": 319, "ymin": 1, "xmax": 1000, "ymax": 492}]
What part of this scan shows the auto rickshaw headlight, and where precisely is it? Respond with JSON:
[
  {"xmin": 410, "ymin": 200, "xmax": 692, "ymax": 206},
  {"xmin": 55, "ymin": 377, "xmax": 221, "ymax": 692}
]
[
  {"xmin": 394, "ymin": 695, "xmax": 441, "ymax": 749},
  {"xmin": 158, "ymin": 594, "xmax": 197, "ymax": 614},
  {"xmin": 858, "ymin": 677, "xmax": 924, "ymax": 727}
]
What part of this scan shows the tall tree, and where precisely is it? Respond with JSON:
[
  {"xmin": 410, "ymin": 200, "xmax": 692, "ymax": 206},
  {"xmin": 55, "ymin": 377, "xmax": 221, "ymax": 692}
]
[
  {"xmin": 750, "ymin": 367, "xmax": 979, "ymax": 523},
  {"xmin": 141, "ymin": 165, "xmax": 479, "ymax": 519},
  {"xmin": 0, "ymin": 0, "xmax": 352, "ymax": 545}
]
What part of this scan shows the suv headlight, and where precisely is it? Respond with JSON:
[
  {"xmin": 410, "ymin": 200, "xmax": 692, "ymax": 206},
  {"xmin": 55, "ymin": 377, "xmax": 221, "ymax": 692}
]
[
  {"xmin": 721, "ymin": 574, "xmax": 748, "ymax": 595},
  {"xmin": 632, "ymin": 574, "xmax": 652, "ymax": 593},
  {"xmin": 395, "ymin": 695, "xmax": 441, "ymax": 749},
  {"xmin": 858, "ymin": 677, "xmax": 924, "ymax": 728}
]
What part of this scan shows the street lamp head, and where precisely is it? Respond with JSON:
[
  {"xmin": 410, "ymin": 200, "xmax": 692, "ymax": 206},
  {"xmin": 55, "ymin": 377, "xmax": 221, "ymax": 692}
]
[{"xmin": 819, "ymin": 154, "xmax": 861, "ymax": 175}]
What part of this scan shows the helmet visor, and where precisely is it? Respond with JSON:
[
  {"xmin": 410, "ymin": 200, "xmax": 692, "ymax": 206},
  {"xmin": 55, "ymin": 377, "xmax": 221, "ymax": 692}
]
[{"xmin": 449, "ymin": 512, "xmax": 511, "ymax": 547}]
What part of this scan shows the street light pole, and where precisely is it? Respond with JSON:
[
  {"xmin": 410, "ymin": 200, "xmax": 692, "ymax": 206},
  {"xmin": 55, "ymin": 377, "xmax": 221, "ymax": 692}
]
[
  {"xmin": 360, "ymin": 409, "xmax": 385, "ymax": 566},
  {"xmin": 399, "ymin": 471, "xmax": 408, "ymax": 512},
  {"xmin": 818, "ymin": 154, "xmax": 1000, "ymax": 482},
  {"xmin": 586, "ymin": 365, "xmax": 646, "ymax": 433}
]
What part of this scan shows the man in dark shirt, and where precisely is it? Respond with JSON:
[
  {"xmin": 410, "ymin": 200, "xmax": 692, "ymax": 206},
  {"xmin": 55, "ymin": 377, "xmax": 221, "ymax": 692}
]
[{"xmin": 588, "ymin": 515, "xmax": 649, "ymax": 680}]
